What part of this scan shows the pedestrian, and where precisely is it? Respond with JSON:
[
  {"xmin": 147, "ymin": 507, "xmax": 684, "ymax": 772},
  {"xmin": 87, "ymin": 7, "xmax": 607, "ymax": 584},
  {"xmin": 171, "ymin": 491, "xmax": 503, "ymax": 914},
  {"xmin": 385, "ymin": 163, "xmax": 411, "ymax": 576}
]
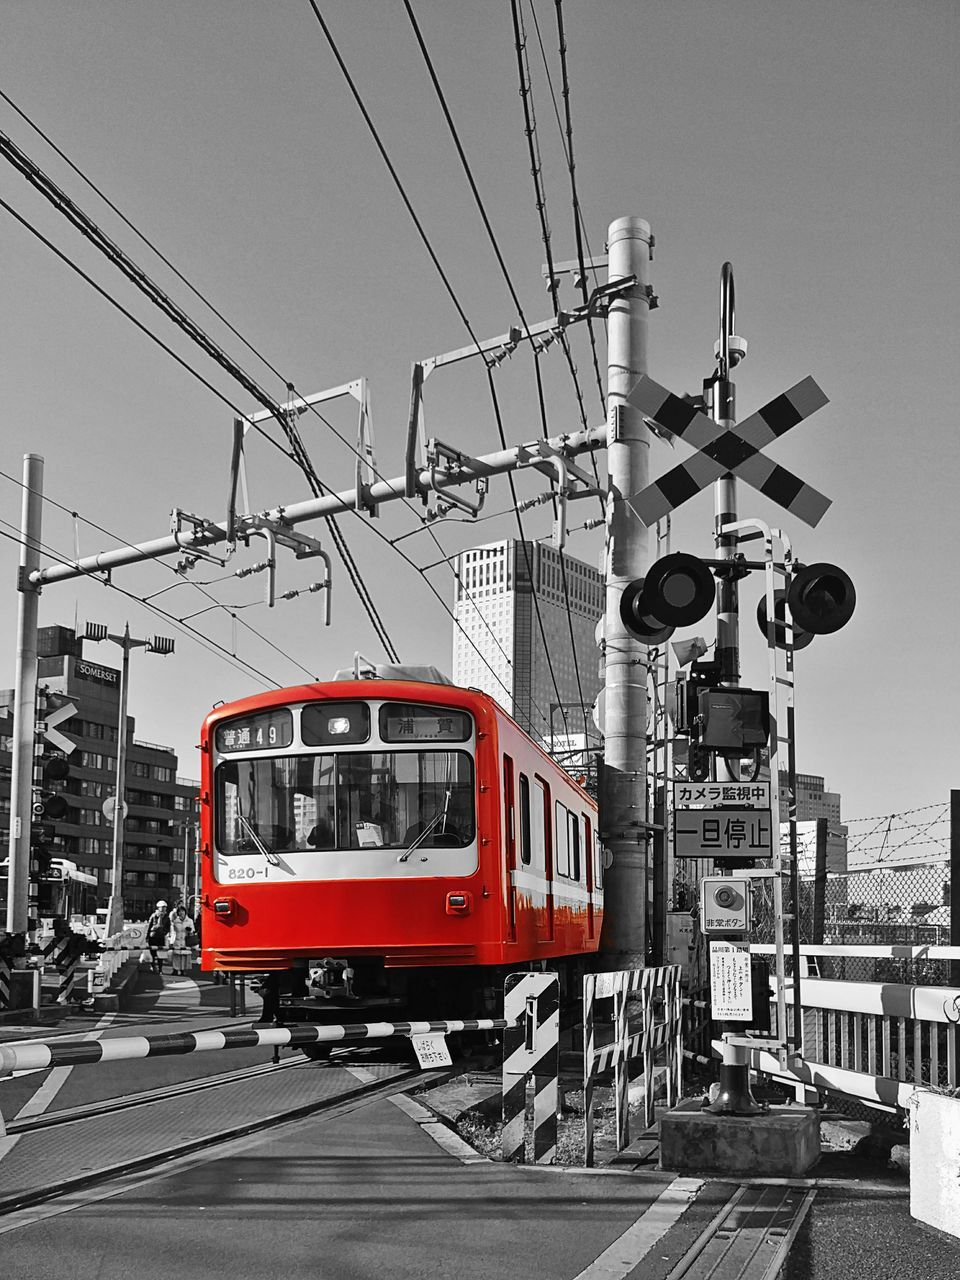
[
  {"xmin": 145, "ymin": 899, "xmax": 171, "ymax": 973},
  {"xmin": 166, "ymin": 903, "xmax": 196, "ymax": 975}
]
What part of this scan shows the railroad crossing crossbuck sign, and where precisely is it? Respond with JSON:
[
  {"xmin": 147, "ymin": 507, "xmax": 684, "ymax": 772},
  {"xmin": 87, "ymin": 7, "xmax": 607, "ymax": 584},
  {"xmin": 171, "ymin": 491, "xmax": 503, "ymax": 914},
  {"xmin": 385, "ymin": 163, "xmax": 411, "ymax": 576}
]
[{"xmin": 626, "ymin": 375, "xmax": 832, "ymax": 527}]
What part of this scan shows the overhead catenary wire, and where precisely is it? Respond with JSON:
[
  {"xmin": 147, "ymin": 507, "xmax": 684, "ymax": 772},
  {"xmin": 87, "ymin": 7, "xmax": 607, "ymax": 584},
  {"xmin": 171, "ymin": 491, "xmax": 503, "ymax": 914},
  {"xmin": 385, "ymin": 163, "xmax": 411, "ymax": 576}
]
[
  {"xmin": 0, "ymin": 476, "xmax": 320, "ymax": 683},
  {"xmin": 0, "ymin": 521, "xmax": 290, "ymax": 692}
]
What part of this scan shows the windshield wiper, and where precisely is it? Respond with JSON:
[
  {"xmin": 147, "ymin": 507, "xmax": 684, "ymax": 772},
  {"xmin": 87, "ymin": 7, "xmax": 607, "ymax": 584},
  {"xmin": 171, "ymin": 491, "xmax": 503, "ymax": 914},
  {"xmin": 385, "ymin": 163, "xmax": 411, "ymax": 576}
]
[
  {"xmin": 397, "ymin": 788, "xmax": 452, "ymax": 863},
  {"xmin": 237, "ymin": 812, "xmax": 281, "ymax": 866}
]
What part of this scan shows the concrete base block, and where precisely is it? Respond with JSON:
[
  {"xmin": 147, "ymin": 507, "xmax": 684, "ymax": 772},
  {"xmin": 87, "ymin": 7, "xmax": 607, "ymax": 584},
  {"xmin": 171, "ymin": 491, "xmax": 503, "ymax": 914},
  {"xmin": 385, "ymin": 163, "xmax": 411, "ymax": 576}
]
[{"xmin": 659, "ymin": 1105, "xmax": 820, "ymax": 1177}]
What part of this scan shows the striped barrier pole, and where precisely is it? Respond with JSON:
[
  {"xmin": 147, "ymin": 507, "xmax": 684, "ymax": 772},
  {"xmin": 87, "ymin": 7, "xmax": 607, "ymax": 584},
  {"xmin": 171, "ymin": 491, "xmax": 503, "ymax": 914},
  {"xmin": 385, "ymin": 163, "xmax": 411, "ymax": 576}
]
[
  {"xmin": 501, "ymin": 972, "xmax": 560, "ymax": 1165},
  {"xmin": 0, "ymin": 1016, "xmax": 511, "ymax": 1080}
]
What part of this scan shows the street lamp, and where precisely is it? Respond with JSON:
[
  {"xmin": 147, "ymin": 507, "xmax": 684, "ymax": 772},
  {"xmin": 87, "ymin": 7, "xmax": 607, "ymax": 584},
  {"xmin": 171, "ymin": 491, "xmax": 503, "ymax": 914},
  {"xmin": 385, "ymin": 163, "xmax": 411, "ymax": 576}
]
[{"xmin": 84, "ymin": 622, "xmax": 174, "ymax": 935}]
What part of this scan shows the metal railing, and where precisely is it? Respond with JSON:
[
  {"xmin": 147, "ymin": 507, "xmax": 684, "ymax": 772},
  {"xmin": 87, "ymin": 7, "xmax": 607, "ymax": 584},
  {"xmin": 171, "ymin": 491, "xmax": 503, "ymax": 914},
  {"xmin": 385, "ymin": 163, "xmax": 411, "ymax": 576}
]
[{"xmin": 745, "ymin": 944, "xmax": 960, "ymax": 1114}]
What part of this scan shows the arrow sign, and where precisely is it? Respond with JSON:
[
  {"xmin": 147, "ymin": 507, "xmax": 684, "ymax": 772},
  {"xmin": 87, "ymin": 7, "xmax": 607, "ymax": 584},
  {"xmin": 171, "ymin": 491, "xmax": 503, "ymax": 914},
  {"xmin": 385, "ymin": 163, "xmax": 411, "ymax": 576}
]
[
  {"xmin": 44, "ymin": 700, "xmax": 78, "ymax": 755},
  {"xmin": 627, "ymin": 375, "xmax": 832, "ymax": 527}
]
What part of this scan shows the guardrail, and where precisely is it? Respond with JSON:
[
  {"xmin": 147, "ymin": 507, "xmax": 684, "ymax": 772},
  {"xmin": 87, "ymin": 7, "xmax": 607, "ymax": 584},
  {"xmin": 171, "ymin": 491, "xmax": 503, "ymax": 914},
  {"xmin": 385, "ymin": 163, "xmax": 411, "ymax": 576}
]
[{"xmin": 746, "ymin": 944, "xmax": 960, "ymax": 1114}]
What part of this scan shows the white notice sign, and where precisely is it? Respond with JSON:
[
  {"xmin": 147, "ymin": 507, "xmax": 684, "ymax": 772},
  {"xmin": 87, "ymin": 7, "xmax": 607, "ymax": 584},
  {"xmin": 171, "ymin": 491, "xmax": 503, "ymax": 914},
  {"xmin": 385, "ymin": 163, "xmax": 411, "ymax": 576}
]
[
  {"xmin": 411, "ymin": 1033, "xmax": 452, "ymax": 1069},
  {"xmin": 709, "ymin": 941, "xmax": 754, "ymax": 1021}
]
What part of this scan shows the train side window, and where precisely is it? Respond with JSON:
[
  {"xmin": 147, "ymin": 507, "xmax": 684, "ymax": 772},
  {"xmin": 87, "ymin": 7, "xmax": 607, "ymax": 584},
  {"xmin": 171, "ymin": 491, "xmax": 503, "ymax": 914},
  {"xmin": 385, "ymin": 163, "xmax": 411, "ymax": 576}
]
[
  {"xmin": 567, "ymin": 810, "xmax": 581, "ymax": 882},
  {"xmin": 518, "ymin": 773, "xmax": 531, "ymax": 865},
  {"xmin": 555, "ymin": 801, "xmax": 569, "ymax": 877},
  {"xmin": 533, "ymin": 778, "xmax": 547, "ymax": 870}
]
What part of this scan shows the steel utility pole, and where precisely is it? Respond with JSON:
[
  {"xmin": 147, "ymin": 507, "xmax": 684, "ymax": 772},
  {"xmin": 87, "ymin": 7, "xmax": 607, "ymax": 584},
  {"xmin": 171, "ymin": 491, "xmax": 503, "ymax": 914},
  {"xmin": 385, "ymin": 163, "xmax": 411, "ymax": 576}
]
[
  {"xmin": 599, "ymin": 217, "xmax": 655, "ymax": 968},
  {"xmin": 5, "ymin": 454, "xmax": 43, "ymax": 942},
  {"xmin": 86, "ymin": 623, "xmax": 175, "ymax": 936}
]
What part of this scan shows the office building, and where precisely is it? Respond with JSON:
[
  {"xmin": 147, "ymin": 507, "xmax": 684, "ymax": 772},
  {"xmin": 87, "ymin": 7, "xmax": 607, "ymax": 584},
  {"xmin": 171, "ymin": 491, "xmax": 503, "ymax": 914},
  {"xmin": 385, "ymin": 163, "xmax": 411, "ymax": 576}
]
[
  {"xmin": 452, "ymin": 540, "xmax": 603, "ymax": 750},
  {"xmin": 0, "ymin": 626, "xmax": 198, "ymax": 921}
]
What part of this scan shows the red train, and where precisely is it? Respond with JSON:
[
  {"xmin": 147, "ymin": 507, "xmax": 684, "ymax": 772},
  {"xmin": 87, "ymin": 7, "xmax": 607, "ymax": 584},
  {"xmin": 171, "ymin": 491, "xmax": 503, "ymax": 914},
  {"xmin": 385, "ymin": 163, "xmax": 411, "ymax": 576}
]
[{"xmin": 199, "ymin": 674, "xmax": 603, "ymax": 1019}]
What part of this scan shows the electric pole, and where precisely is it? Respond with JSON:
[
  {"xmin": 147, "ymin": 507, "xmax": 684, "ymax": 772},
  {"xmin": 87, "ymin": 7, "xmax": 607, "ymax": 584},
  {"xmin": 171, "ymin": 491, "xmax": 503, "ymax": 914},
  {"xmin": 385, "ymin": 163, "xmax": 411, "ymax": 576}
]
[
  {"xmin": 5, "ymin": 454, "xmax": 43, "ymax": 942},
  {"xmin": 599, "ymin": 216, "xmax": 656, "ymax": 968}
]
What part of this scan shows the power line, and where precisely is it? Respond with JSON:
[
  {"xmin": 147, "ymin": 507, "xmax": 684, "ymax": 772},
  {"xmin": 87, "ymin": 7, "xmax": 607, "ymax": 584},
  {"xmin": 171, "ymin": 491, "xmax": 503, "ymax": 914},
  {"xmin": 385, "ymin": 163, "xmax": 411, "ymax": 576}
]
[
  {"xmin": 0, "ymin": 196, "xmax": 292, "ymax": 461},
  {"xmin": 404, "ymin": 0, "xmax": 580, "ymax": 742},
  {"xmin": 0, "ymin": 129, "xmax": 397, "ymax": 661},
  {"xmin": 551, "ymin": 0, "xmax": 607, "ymax": 415},
  {"xmin": 0, "ymin": 87, "xmax": 294, "ymax": 397}
]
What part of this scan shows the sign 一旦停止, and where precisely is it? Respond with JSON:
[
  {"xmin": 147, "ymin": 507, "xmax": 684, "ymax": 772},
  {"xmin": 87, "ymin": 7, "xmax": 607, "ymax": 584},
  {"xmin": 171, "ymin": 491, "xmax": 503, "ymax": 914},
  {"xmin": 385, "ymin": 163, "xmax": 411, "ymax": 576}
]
[{"xmin": 673, "ymin": 807, "xmax": 772, "ymax": 860}]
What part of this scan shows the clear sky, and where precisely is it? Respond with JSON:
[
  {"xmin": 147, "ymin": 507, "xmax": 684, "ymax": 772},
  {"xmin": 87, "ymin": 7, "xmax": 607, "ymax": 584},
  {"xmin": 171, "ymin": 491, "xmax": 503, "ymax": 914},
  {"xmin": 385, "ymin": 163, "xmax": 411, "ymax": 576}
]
[{"xmin": 0, "ymin": 1, "xmax": 956, "ymax": 839}]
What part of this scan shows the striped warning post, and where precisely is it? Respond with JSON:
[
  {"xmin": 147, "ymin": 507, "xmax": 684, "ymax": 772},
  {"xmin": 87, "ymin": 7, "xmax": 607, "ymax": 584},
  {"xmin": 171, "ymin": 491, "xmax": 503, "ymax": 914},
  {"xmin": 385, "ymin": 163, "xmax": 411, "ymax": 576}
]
[
  {"xmin": 56, "ymin": 946, "xmax": 83, "ymax": 1004},
  {"xmin": 0, "ymin": 953, "xmax": 11, "ymax": 1011},
  {"xmin": 501, "ymin": 972, "xmax": 559, "ymax": 1165},
  {"xmin": 627, "ymin": 374, "xmax": 831, "ymax": 528}
]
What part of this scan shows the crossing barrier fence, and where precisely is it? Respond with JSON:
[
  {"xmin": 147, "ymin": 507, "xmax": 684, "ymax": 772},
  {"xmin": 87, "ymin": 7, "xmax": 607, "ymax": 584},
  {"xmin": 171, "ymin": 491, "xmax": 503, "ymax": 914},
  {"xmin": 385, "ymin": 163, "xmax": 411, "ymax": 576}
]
[{"xmin": 582, "ymin": 965, "xmax": 682, "ymax": 1166}]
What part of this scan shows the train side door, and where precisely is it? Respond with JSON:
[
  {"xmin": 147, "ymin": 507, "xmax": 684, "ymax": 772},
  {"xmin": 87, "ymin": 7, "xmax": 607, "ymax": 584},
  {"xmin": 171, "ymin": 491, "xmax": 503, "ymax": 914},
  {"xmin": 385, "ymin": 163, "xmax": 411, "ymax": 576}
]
[
  {"xmin": 503, "ymin": 755, "xmax": 517, "ymax": 942},
  {"xmin": 583, "ymin": 812, "xmax": 595, "ymax": 940},
  {"xmin": 525, "ymin": 773, "xmax": 553, "ymax": 943}
]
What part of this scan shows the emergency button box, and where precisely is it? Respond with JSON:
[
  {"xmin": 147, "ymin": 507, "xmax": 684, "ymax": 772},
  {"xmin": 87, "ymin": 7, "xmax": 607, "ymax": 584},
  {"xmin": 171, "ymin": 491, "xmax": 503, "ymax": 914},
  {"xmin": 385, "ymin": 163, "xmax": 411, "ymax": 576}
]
[{"xmin": 700, "ymin": 875, "xmax": 751, "ymax": 934}]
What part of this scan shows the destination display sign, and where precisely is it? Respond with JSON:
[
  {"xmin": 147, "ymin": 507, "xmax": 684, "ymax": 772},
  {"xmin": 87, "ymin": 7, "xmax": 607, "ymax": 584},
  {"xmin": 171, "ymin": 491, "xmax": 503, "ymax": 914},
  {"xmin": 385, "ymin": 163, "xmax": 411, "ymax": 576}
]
[
  {"xmin": 215, "ymin": 709, "xmax": 294, "ymax": 754},
  {"xmin": 673, "ymin": 781, "xmax": 770, "ymax": 810},
  {"xmin": 673, "ymin": 806, "xmax": 772, "ymax": 860}
]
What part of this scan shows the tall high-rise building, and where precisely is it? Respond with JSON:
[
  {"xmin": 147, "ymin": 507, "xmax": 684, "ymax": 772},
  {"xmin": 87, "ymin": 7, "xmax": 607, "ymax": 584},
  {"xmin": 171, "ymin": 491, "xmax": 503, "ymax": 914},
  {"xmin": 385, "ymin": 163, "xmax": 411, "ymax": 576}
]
[{"xmin": 452, "ymin": 540, "xmax": 603, "ymax": 749}]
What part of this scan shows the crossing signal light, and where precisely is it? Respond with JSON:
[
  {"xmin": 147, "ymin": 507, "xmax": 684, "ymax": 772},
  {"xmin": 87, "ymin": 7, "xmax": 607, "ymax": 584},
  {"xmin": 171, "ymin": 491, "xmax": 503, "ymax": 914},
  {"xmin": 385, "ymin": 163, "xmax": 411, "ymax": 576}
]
[
  {"xmin": 620, "ymin": 577, "xmax": 674, "ymax": 645},
  {"xmin": 757, "ymin": 564, "xmax": 855, "ymax": 649},
  {"xmin": 757, "ymin": 590, "xmax": 815, "ymax": 651},
  {"xmin": 642, "ymin": 553, "xmax": 716, "ymax": 627},
  {"xmin": 620, "ymin": 554, "xmax": 716, "ymax": 645},
  {"xmin": 788, "ymin": 562, "xmax": 856, "ymax": 635}
]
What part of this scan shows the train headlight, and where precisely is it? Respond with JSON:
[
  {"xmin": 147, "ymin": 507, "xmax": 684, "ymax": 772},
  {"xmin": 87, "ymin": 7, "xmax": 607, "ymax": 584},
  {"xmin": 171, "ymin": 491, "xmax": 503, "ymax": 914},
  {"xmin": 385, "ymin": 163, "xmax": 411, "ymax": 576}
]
[{"xmin": 327, "ymin": 717, "xmax": 351, "ymax": 735}]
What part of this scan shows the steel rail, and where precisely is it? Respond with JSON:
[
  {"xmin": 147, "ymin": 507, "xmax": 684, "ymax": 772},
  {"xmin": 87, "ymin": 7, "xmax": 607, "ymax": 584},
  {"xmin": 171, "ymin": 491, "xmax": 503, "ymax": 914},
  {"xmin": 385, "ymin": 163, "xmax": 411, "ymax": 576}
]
[
  {"xmin": 0, "ymin": 1062, "xmax": 436, "ymax": 1219},
  {"xmin": 4, "ymin": 1052, "xmax": 304, "ymax": 1134}
]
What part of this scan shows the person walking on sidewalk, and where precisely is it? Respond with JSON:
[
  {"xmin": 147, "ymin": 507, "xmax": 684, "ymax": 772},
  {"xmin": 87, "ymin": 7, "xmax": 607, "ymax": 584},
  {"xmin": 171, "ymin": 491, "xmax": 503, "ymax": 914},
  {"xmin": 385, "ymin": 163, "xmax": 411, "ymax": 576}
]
[
  {"xmin": 145, "ymin": 900, "xmax": 170, "ymax": 973},
  {"xmin": 166, "ymin": 903, "xmax": 196, "ymax": 976}
]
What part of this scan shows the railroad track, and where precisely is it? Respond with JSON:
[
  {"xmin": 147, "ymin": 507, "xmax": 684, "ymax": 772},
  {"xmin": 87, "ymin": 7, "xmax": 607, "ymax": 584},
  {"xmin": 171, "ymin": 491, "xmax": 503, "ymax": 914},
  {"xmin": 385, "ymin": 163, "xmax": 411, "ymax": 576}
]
[
  {"xmin": 0, "ymin": 1053, "xmax": 439, "ymax": 1219},
  {"xmin": 667, "ymin": 1183, "xmax": 816, "ymax": 1280}
]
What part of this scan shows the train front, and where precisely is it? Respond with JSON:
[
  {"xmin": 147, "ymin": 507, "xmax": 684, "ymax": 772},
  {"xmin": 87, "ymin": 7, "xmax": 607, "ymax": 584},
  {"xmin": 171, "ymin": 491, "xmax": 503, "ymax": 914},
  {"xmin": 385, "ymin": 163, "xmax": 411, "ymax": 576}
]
[{"xmin": 199, "ymin": 680, "xmax": 500, "ymax": 1013}]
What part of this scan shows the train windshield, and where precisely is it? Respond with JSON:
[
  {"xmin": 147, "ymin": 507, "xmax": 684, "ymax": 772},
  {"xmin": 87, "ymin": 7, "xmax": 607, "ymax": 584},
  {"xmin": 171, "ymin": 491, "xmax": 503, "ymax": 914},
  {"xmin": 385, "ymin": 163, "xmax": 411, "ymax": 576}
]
[{"xmin": 216, "ymin": 750, "xmax": 475, "ymax": 855}]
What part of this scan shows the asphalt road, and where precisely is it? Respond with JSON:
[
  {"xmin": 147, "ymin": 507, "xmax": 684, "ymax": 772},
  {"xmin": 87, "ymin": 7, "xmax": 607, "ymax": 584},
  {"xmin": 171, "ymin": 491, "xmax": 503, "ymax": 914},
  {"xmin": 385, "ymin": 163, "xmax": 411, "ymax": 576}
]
[{"xmin": 1, "ymin": 969, "xmax": 958, "ymax": 1280}]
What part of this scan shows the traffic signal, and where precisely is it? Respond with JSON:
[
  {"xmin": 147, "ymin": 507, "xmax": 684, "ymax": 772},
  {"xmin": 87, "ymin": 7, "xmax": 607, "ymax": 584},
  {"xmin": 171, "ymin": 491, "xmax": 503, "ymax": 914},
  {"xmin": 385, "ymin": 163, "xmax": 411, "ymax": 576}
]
[
  {"xmin": 34, "ymin": 753, "xmax": 72, "ymax": 823},
  {"xmin": 620, "ymin": 553, "xmax": 716, "ymax": 645}
]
